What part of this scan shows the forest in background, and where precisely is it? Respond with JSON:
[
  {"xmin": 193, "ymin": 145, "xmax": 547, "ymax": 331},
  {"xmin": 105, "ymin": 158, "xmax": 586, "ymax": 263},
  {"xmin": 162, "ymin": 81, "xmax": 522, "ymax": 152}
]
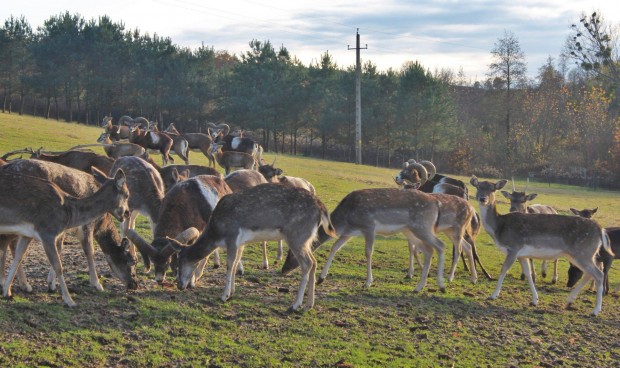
[{"xmin": 1, "ymin": 11, "xmax": 619, "ymax": 188}]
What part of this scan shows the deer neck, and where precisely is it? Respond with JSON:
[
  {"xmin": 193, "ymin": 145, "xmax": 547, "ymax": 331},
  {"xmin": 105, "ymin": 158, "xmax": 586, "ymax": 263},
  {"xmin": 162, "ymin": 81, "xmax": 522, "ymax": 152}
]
[
  {"xmin": 478, "ymin": 194, "xmax": 503, "ymax": 242},
  {"xmin": 63, "ymin": 183, "xmax": 119, "ymax": 229}
]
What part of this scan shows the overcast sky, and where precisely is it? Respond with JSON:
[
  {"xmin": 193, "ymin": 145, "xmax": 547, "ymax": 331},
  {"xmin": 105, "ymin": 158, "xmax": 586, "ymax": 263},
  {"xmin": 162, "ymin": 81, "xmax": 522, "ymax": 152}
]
[{"xmin": 5, "ymin": 0, "xmax": 620, "ymax": 82}]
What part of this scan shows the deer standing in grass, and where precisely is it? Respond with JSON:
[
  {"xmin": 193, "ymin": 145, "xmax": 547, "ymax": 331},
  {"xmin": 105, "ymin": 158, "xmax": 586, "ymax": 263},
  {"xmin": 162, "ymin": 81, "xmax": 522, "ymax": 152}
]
[
  {"xmin": 0, "ymin": 169, "xmax": 130, "ymax": 307},
  {"xmin": 470, "ymin": 176, "xmax": 611, "ymax": 316}
]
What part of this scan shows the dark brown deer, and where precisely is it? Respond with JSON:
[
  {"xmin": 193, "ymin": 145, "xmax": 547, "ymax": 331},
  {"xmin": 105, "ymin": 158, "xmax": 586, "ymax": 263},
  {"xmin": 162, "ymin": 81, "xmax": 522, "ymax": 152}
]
[
  {"xmin": 128, "ymin": 126, "xmax": 175, "ymax": 166},
  {"xmin": 0, "ymin": 159, "xmax": 138, "ymax": 293},
  {"xmin": 30, "ymin": 147, "xmax": 115, "ymax": 174},
  {"xmin": 126, "ymin": 175, "xmax": 232, "ymax": 282},
  {"xmin": 168, "ymin": 184, "xmax": 336, "ymax": 312},
  {"xmin": 470, "ymin": 176, "xmax": 611, "ymax": 316},
  {"xmin": 0, "ymin": 168, "xmax": 130, "ymax": 307}
]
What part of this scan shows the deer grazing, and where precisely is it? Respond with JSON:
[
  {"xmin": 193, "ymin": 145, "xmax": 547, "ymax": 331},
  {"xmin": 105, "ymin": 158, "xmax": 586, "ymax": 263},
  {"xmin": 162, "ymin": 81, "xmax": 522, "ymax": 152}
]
[
  {"xmin": 501, "ymin": 180, "xmax": 560, "ymax": 283},
  {"xmin": 6, "ymin": 147, "xmax": 116, "ymax": 174},
  {"xmin": 109, "ymin": 157, "xmax": 165, "ymax": 270},
  {"xmin": 97, "ymin": 132, "xmax": 147, "ymax": 159},
  {"xmin": 0, "ymin": 159, "xmax": 138, "ymax": 293},
  {"xmin": 126, "ymin": 175, "xmax": 232, "ymax": 283},
  {"xmin": 470, "ymin": 176, "xmax": 611, "ymax": 316},
  {"xmin": 0, "ymin": 168, "xmax": 130, "ymax": 307},
  {"xmin": 165, "ymin": 184, "xmax": 335, "ymax": 312},
  {"xmin": 164, "ymin": 123, "xmax": 215, "ymax": 167}
]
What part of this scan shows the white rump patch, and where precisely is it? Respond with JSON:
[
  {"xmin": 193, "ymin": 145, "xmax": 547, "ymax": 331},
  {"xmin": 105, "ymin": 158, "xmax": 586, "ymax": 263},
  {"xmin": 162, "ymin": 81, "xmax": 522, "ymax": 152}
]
[
  {"xmin": 236, "ymin": 228, "xmax": 283, "ymax": 245},
  {"xmin": 231, "ymin": 137, "xmax": 242, "ymax": 150},
  {"xmin": 150, "ymin": 132, "xmax": 160, "ymax": 144},
  {"xmin": 196, "ymin": 181, "xmax": 220, "ymax": 209}
]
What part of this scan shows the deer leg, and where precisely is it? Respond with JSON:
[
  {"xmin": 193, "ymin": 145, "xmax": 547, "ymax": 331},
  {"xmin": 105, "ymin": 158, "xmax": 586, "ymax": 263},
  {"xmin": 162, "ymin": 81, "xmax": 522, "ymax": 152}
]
[
  {"xmin": 418, "ymin": 234, "xmax": 446, "ymax": 292},
  {"xmin": 212, "ymin": 249, "xmax": 221, "ymax": 269},
  {"xmin": 447, "ymin": 232, "xmax": 463, "ymax": 282},
  {"xmin": 47, "ymin": 235, "xmax": 64, "ymax": 292},
  {"xmin": 289, "ymin": 240, "xmax": 317, "ymax": 312},
  {"xmin": 276, "ymin": 240, "xmax": 284, "ymax": 262},
  {"xmin": 568, "ymin": 260, "xmax": 604, "ymax": 316},
  {"xmin": 221, "ymin": 244, "xmax": 243, "ymax": 302},
  {"xmin": 490, "ymin": 250, "xmax": 518, "ymax": 300},
  {"xmin": 520, "ymin": 257, "xmax": 539, "ymax": 306},
  {"xmin": 541, "ymin": 260, "xmax": 548, "ymax": 279},
  {"xmin": 3, "ymin": 236, "xmax": 32, "ymax": 300},
  {"xmin": 193, "ymin": 258, "xmax": 208, "ymax": 282},
  {"xmin": 3, "ymin": 237, "xmax": 32, "ymax": 293},
  {"xmin": 43, "ymin": 236, "xmax": 76, "ymax": 307},
  {"xmin": 361, "ymin": 232, "xmax": 376, "ymax": 288},
  {"xmin": 317, "ymin": 235, "xmax": 352, "ymax": 284},
  {"xmin": 551, "ymin": 259, "xmax": 559, "ymax": 284},
  {"xmin": 413, "ymin": 241, "xmax": 434, "ymax": 293},
  {"xmin": 261, "ymin": 241, "xmax": 269, "ymax": 270},
  {"xmin": 77, "ymin": 225, "xmax": 103, "ymax": 291},
  {"xmin": 406, "ymin": 239, "xmax": 416, "ymax": 279},
  {"xmin": 520, "ymin": 258, "xmax": 536, "ymax": 283},
  {"xmin": 459, "ymin": 238, "xmax": 477, "ymax": 284},
  {"xmin": 468, "ymin": 237, "xmax": 492, "ymax": 280}
]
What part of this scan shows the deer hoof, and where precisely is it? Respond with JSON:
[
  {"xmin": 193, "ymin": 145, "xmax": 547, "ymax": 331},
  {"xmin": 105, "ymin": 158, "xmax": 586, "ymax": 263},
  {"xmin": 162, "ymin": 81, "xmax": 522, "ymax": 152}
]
[{"xmin": 316, "ymin": 277, "xmax": 325, "ymax": 285}]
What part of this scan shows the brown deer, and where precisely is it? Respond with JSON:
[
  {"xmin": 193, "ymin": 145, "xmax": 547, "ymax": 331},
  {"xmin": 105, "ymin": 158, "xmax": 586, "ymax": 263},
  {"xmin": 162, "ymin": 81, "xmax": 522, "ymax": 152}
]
[
  {"xmin": 0, "ymin": 159, "xmax": 138, "ymax": 293},
  {"xmin": 168, "ymin": 184, "xmax": 336, "ymax": 312},
  {"xmin": 0, "ymin": 168, "xmax": 130, "ymax": 307},
  {"xmin": 126, "ymin": 175, "xmax": 232, "ymax": 283},
  {"xmin": 211, "ymin": 143, "xmax": 256, "ymax": 174},
  {"xmin": 164, "ymin": 123, "xmax": 215, "ymax": 167},
  {"xmin": 101, "ymin": 116, "xmax": 131, "ymax": 141},
  {"xmin": 96, "ymin": 133, "xmax": 147, "ymax": 159},
  {"xmin": 470, "ymin": 176, "xmax": 611, "ymax": 316},
  {"xmin": 30, "ymin": 147, "xmax": 115, "ymax": 174}
]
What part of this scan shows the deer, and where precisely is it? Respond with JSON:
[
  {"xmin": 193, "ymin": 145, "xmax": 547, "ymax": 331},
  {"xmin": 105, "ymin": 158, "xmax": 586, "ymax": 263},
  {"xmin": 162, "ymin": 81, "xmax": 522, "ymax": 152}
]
[
  {"xmin": 145, "ymin": 122, "xmax": 191, "ymax": 165},
  {"xmin": 164, "ymin": 184, "xmax": 336, "ymax": 312},
  {"xmin": 0, "ymin": 168, "xmax": 130, "ymax": 307},
  {"xmin": 101, "ymin": 116, "xmax": 131, "ymax": 141},
  {"xmin": 109, "ymin": 157, "xmax": 165, "ymax": 269},
  {"xmin": 15, "ymin": 147, "xmax": 116, "ymax": 174},
  {"xmin": 96, "ymin": 132, "xmax": 147, "ymax": 159},
  {"xmin": 501, "ymin": 179, "xmax": 560, "ymax": 284},
  {"xmin": 164, "ymin": 123, "xmax": 215, "ymax": 168},
  {"xmin": 469, "ymin": 176, "xmax": 612, "ymax": 316},
  {"xmin": 128, "ymin": 126, "xmax": 176, "ymax": 166},
  {"xmin": 211, "ymin": 143, "xmax": 256, "ymax": 174},
  {"xmin": 567, "ymin": 207, "xmax": 620, "ymax": 295},
  {"xmin": 393, "ymin": 159, "xmax": 491, "ymax": 280},
  {"xmin": 125, "ymin": 175, "xmax": 232, "ymax": 283},
  {"xmin": 0, "ymin": 159, "xmax": 138, "ymax": 293}
]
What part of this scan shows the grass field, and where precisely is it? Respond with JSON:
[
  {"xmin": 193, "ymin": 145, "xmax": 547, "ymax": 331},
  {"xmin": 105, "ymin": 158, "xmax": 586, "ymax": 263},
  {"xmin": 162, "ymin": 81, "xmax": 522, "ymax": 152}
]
[{"xmin": 1, "ymin": 112, "xmax": 620, "ymax": 367}]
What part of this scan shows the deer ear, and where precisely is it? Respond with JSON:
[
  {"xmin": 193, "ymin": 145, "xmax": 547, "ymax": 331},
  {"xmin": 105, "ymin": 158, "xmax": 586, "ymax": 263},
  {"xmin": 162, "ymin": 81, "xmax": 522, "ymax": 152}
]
[
  {"xmin": 570, "ymin": 208, "xmax": 579, "ymax": 215},
  {"xmin": 113, "ymin": 169, "xmax": 127, "ymax": 190},
  {"xmin": 276, "ymin": 169, "xmax": 283, "ymax": 176},
  {"xmin": 495, "ymin": 180, "xmax": 508, "ymax": 190},
  {"xmin": 91, "ymin": 166, "xmax": 108, "ymax": 183},
  {"xmin": 525, "ymin": 193, "xmax": 538, "ymax": 201},
  {"xmin": 592, "ymin": 207, "xmax": 598, "ymax": 214},
  {"xmin": 500, "ymin": 191, "xmax": 511, "ymax": 199}
]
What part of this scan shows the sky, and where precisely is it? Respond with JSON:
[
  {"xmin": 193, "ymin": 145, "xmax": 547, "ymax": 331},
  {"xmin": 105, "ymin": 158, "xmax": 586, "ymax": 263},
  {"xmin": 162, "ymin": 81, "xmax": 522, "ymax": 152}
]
[{"xmin": 4, "ymin": 0, "xmax": 620, "ymax": 82}]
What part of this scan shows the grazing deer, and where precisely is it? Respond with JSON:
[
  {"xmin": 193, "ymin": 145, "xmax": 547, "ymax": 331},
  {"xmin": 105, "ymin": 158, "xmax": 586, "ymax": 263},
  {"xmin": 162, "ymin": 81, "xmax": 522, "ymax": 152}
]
[
  {"xmin": 0, "ymin": 159, "xmax": 138, "ymax": 292},
  {"xmin": 470, "ymin": 176, "xmax": 611, "ymax": 316},
  {"xmin": 126, "ymin": 175, "xmax": 232, "ymax": 283},
  {"xmin": 97, "ymin": 133, "xmax": 147, "ymax": 159},
  {"xmin": 158, "ymin": 164, "xmax": 221, "ymax": 193},
  {"xmin": 109, "ymin": 157, "xmax": 165, "ymax": 267},
  {"xmin": 0, "ymin": 168, "xmax": 130, "ymax": 307},
  {"xmin": 501, "ymin": 182, "xmax": 560, "ymax": 284},
  {"xmin": 165, "ymin": 123, "xmax": 215, "ymax": 168},
  {"xmin": 167, "ymin": 184, "xmax": 336, "ymax": 312}
]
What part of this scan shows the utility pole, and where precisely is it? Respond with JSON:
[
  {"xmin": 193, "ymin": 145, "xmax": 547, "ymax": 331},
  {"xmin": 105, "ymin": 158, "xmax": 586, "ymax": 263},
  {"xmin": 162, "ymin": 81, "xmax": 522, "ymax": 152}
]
[{"xmin": 348, "ymin": 28, "xmax": 367, "ymax": 165}]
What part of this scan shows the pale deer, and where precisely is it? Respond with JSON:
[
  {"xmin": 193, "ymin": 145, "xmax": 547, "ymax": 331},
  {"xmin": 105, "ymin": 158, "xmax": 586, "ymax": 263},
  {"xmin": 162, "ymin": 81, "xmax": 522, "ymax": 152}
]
[
  {"xmin": 0, "ymin": 168, "xmax": 130, "ymax": 307},
  {"xmin": 470, "ymin": 176, "xmax": 611, "ymax": 316},
  {"xmin": 96, "ymin": 132, "xmax": 147, "ymax": 159},
  {"xmin": 167, "ymin": 184, "xmax": 336, "ymax": 312}
]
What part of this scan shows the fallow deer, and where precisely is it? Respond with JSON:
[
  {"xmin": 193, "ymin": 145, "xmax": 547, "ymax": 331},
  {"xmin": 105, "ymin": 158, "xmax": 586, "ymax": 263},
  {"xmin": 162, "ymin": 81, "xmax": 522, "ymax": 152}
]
[
  {"xmin": 97, "ymin": 133, "xmax": 147, "ymax": 159},
  {"xmin": 470, "ymin": 176, "xmax": 611, "ymax": 316},
  {"xmin": 0, "ymin": 159, "xmax": 138, "ymax": 292},
  {"xmin": 168, "ymin": 184, "xmax": 336, "ymax": 312},
  {"xmin": 31, "ymin": 147, "xmax": 114, "ymax": 174},
  {"xmin": 0, "ymin": 168, "xmax": 130, "ymax": 307}
]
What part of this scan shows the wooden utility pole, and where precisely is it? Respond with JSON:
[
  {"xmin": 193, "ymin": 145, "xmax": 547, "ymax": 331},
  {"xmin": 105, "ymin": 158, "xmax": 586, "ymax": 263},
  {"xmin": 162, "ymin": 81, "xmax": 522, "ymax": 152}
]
[{"xmin": 348, "ymin": 29, "xmax": 367, "ymax": 165}]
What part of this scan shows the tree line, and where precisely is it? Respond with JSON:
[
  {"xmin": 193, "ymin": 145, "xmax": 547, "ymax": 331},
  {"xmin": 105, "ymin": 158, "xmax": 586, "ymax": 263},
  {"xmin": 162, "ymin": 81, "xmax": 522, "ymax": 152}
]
[{"xmin": 1, "ymin": 11, "xmax": 619, "ymax": 188}]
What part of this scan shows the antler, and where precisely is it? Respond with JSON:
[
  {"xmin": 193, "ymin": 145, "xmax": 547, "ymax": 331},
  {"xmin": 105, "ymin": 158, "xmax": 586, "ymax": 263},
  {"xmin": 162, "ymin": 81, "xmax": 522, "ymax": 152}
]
[{"xmin": 1, "ymin": 147, "xmax": 35, "ymax": 160}]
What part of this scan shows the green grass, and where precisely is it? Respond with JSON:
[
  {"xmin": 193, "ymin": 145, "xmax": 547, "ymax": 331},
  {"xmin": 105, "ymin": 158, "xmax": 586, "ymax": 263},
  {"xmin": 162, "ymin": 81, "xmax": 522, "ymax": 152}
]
[{"xmin": 2, "ymin": 112, "xmax": 620, "ymax": 367}]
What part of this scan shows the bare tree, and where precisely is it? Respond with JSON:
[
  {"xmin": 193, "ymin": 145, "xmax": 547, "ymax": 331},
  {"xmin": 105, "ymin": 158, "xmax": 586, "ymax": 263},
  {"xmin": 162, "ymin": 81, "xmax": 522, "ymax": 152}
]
[{"xmin": 488, "ymin": 30, "xmax": 527, "ymax": 172}]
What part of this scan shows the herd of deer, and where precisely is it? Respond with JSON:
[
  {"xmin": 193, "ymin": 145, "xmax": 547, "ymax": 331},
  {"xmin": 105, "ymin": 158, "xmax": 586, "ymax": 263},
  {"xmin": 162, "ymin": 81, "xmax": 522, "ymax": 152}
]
[{"xmin": 0, "ymin": 116, "xmax": 615, "ymax": 315}]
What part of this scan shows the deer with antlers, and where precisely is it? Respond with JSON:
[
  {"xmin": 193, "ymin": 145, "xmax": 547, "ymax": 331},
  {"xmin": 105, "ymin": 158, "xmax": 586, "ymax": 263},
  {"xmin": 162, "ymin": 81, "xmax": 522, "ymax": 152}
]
[{"xmin": 470, "ymin": 176, "xmax": 611, "ymax": 316}]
